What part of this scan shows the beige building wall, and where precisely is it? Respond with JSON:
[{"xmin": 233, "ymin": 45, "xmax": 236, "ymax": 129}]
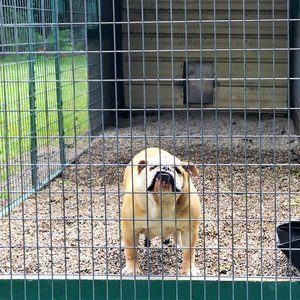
[{"xmin": 122, "ymin": 0, "xmax": 288, "ymax": 109}]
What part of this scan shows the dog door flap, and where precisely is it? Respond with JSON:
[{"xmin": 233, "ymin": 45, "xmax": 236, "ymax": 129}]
[{"xmin": 185, "ymin": 62, "xmax": 213, "ymax": 104}]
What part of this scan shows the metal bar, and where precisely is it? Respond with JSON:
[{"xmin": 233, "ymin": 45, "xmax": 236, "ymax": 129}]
[
  {"xmin": 0, "ymin": 0, "xmax": 298, "ymax": 298},
  {"xmin": 286, "ymin": 1, "xmax": 292, "ymax": 299},
  {"xmin": 242, "ymin": 1, "xmax": 249, "ymax": 299},
  {"xmin": 0, "ymin": 20, "xmax": 14, "ymax": 300},
  {"xmin": 2, "ymin": 47, "xmax": 300, "ymax": 54},
  {"xmin": 140, "ymin": 0, "xmax": 152, "ymax": 297},
  {"xmin": 2, "ymin": 244, "xmax": 300, "ymax": 252},
  {"xmin": 51, "ymin": 0, "xmax": 66, "ymax": 168},
  {"xmin": 4, "ymin": 216, "xmax": 300, "ymax": 223},
  {"xmin": 183, "ymin": 0, "xmax": 193, "ymax": 297},
  {"xmin": 257, "ymin": 0, "xmax": 264, "ymax": 297},
  {"xmin": 2, "ymin": 107, "xmax": 299, "ymax": 113},
  {"xmin": 96, "ymin": 0, "xmax": 110, "ymax": 298},
  {"xmin": 41, "ymin": 1, "xmax": 54, "ymax": 296},
  {"xmin": 212, "ymin": 0, "xmax": 221, "ymax": 298},
  {"xmin": 27, "ymin": 0, "xmax": 37, "ymax": 191},
  {"xmin": 271, "ymin": 0, "xmax": 278, "ymax": 299},
  {"xmin": 153, "ymin": 1, "xmax": 164, "ymax": 298},
  {"xmin": 198, "ymin": 1, "xmax": 207, "ymax": 299},
  {"xmin": 51, "ymin": 5, "xmax": 67, "ymax": 296},
  {"xmin": 227, "ymin": 1, "xmax": 235, "ymax": 298},
  {"xmin": 168, "ymin": 0, "xmax": 180, "ymax": 299},
  {"xmin": 2, "ymin": 18, "xmax": 300, "ymax": 26}
]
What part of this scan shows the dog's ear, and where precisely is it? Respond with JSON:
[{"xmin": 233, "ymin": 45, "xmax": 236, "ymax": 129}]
[
  {"xmin": 137, "ymin": 160, "xmax": 147, "ymax": 174},
  {"xmin": 181, "ymin": 162, "xmax": 199, "ymax": 176}
]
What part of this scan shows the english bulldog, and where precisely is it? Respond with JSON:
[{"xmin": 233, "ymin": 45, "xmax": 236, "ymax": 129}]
[{"xmin": 121, "ymin": 147, "xmax": 200, "ymax": 276}]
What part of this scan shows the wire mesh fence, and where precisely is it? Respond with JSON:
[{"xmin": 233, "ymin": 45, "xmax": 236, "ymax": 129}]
[
  {"xmin": 0, "ymin": 0, "xmax": 90, "ymax": 215},
  {"xmin": 0, "ymin": 0, "xmax": 300, "ymax": 299}
]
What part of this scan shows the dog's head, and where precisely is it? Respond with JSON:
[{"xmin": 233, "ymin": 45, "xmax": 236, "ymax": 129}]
[{"xmin": 137, "ymin": 154, "xmax": 199, "ymax": 197}]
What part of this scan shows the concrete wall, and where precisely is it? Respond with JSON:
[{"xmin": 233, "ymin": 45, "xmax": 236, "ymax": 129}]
[{"xmin": 290, "ymin": 0, "xmax": 300, "ymax": 136}]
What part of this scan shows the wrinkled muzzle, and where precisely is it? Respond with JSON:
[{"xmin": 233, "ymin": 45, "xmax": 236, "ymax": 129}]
[{"xmin": 147, "ymin": 171, "xmax": 181, "ymax": 192}]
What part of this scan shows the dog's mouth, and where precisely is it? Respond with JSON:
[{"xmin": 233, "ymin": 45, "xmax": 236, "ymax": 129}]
[{"xmin": 147, "ymin": 172, "xmax": 180, "ymax": 193}]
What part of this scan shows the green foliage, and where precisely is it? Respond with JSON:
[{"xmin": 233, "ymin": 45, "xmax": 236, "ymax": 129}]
[
  {"xmin": 0, "ymin": 55, "xmax": 89, "ymax": 165},
  {"xmin": 33, "ymin": 29, "xmax": 72, "ymax": 52},
  {"xmin": 2, "ymin": 5, "xmax": 72, "ymax": 52},
  {"xmin": 2, "ymin": 6, "xmax": 29, "ymax": 48},
  {"xmin": 46, "ymin": 29, "xmax": 72, "ymax": 51}
]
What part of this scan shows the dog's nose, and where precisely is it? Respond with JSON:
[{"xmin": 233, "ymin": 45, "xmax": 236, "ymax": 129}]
[
  {"xmin": 157, "ymin": 172, "xmax": 172, "ymax": 184},
  {"xmin": 162, "ymin": 166, "xmax": 171, "ymax": 172}
]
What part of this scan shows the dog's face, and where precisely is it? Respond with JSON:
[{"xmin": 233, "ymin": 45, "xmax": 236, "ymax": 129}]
[{"xmin": 137, "ymin": 154, "xmax": 198, "ymax": 197}]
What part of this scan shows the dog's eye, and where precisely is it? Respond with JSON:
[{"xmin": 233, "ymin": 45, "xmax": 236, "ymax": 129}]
[
  {"xmin": 150, "ymin": 166, "xmax": 157, "ymax": 170},
  {"xmin": 175, "ymin": 167, "xmax": 181, "ymax": 174}
]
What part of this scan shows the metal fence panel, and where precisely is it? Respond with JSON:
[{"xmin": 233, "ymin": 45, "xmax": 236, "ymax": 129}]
[{"xmin": 0, "ymin": 0, "xmax": 300, "ymax": 299}]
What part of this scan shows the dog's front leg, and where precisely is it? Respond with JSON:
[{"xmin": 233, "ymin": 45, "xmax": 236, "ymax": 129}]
[
  {"xmin": 122, "ymin": 221, "xmax": 142, "ymax": 275},
  {"xmin": 180, "ymin": 226, "xmax": 200, "ymax": 276},
  {"xmin": 175, "ymin": 230, "xmax": 182, "ymax": 248}
]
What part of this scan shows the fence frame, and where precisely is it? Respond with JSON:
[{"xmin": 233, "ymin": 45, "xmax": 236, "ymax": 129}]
[
  {"xmin": 0, "ymin": 276, "xmax": 300, "ymax": 299},
  {"xmin": 1, "ymin": 0, "xmax": 300, "ymax": 298}
]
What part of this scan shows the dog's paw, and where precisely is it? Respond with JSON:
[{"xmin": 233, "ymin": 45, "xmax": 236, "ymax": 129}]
[
  {"xmin": 191, "ymin": 266, "xmax": 201, "ymax": 276},
  {"xmin": 122, "ymin": 265, "xmax": 143, "ymax": 275},
  {"xmin": 181, "ymin": 265, "xmax": 201, "ymax": 276}
]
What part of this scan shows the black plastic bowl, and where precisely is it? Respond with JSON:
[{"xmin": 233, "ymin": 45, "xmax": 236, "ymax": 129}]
[{"xmin": 276, "ymin": 221, "xmax": 300, "ymax": 270}]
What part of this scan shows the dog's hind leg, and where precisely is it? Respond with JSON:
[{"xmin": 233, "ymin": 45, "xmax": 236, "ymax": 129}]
[{"xmin": 180, "ymin": 225, "xmax": 200, "ymax": 276}]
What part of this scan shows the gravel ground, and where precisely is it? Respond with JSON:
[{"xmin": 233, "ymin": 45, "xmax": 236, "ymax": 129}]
[
  {"xmin": 0, "ymin": 111, "xmax": 299, "ymax": 278},
  {"xmin": 0, "ymin": 136, "xmax": 89, "ymax": 211}
]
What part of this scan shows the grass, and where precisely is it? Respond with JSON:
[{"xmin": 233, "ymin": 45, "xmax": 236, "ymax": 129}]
[{"xmin": 0, "ymin": 54, "xmax": 89, "ymax": 184}]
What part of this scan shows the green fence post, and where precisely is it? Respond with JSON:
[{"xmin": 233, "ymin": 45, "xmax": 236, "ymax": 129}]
[
  {"xmin": 27, "ymin": 0, "xmax": 37, "ymax": 189},
  {"xmin": 51, "ymin": 0, "xmax": 66, "ymax": 167}
]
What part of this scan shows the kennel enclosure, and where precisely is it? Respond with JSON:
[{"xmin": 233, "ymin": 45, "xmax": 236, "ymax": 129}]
[{"xmin": 0, "ymin": 0, "xmax": 300, "ymax": 299}]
